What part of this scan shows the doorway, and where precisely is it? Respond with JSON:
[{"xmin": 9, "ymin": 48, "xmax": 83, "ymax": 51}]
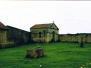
[{"xmin": 52, "ymin": 31, "xmax": 55, "ymax": 41}]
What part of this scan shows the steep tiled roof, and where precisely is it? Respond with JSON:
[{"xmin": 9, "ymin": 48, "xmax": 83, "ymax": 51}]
[
  {"xmin": 31, "ymin": 23, "xmax": 52, "ymax": 29},
  {"xmin": 0, "ymin": 22, "xmax": 6, "ymax": 29}
]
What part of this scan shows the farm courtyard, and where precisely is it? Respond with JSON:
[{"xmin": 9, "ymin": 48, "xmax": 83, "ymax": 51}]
[{"xmin": 0, "ymin": 42, "xmax": 91, "ymax": 68}]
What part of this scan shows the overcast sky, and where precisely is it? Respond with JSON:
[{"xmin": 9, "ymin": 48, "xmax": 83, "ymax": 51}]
[{"xmin": 0, "ymin": 1, "xmax": 91, "ymax": 34}]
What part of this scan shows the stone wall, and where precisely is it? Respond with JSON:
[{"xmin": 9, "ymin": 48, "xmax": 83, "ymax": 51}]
[
  {"xmin": 0, "ymin": 30, "xmax": 7, "ymax": 43},
  {"xmin": 6, "ymin": 26, "xmax": 31, "ymax": 45},
  {"xmin": 58, "ymin": 33, "xmax": 91, "ymax": 43}
]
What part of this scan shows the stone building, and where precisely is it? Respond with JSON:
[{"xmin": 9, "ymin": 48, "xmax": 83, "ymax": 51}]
[
  {"xmin": 0, "ymin": 22, "xmax": 14, "ymax": 48},
  {"xmin": 0, "ymin": 22, "xmax": 7, "ymax": 44},
  {"xmin": 30, "ymin": 22, "xmax": 59, "ymax": 43}
]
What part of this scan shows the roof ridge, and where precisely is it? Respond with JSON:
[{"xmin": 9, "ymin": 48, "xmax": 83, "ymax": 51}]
[
  {"xmin": 30, "ymin": 23, "xmax": 53, "ymax": 29},
  {"xmin": 34, "ymin": 23, "xmax": 53, "ymax": 25}
]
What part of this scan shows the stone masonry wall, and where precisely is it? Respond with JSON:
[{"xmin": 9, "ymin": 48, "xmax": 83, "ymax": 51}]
[
  {"xmin": 58, "ymin": 33, "xmax": 91, "ymax": 43},
  {"xmin": 6, "ymin": 26, "xmax": 31, "ymax": 45}
]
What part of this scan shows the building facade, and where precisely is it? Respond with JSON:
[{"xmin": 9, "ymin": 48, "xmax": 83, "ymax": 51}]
[
  {"xmin": 0, "ymin": 22, "xmax": 7, "ymax": 44},
  {"xmin": 30, "ymin": 23, "xmax": 59, "ymax": 43}
]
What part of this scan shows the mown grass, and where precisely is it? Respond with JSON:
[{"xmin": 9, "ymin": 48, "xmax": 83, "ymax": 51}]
[{"xmin": 0, "ymin": 42, "xmax": 91, "ymax": 68}]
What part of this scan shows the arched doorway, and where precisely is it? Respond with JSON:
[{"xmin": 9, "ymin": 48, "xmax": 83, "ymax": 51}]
[
  {"xmin": 39, "ymin": 32, "xmax": 41, "ymax": 38},
  {"xmin": 52, "ymin": 31, "xmax": 55, "ymax": 41}
]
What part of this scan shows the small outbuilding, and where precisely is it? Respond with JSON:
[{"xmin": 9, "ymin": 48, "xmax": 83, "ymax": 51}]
[
  {"xmin": 0, "ymin": 22, "xmax": 14, "ymax": 48},
  {"xmin": 30, "ymin": 22, "xmax": 59, "ymax": 43},
  {"xmin": 0, "ymin": 22, "xmax": 7, "ymax": 44}
]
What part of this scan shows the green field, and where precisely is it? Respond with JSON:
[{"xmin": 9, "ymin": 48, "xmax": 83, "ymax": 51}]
[{"xmin": 0, "ymin": 42, "xmax": 91, "ymax": 68}]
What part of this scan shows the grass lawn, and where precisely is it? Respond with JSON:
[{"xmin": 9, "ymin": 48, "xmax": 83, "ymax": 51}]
[{"xmin": 0, "ymin": 42, "xmax": 91, "ymax": 68}]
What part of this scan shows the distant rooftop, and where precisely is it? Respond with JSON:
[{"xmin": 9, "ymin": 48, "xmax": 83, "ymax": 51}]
[
  {"xmin": 0, "ymin": 22, "xmax": 6, "ymax": 29},
  {"xmin": 30, "ymin": 23, "xmax": 53, "ymax": 29}
]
